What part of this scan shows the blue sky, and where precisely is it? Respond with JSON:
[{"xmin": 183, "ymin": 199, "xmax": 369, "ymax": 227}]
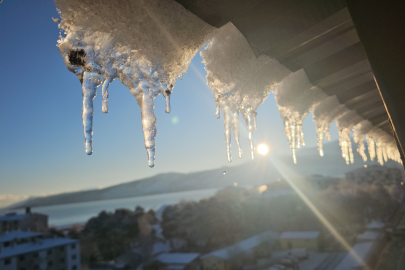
[{"xmin": 0, "ymin": 1, "xmax": 339, "ymax": 198}]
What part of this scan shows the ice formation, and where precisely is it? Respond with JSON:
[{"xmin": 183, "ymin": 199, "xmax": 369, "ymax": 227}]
[
  {"xmin": 201, "ymin": 23, "xmax": 290, "ymax": 162},
  {"xmin": 274, "ymin": 70, "xmax": 327, "ymax": 163},
  {"xmin": 336, "ymin": 111, "xmax": 363, "ymax": 164},
  {"xmin": 55, "ymin": 0, "xmax": 214, "ymax": 167},
  {"xmin": 353, "ymin": 120, "xmax": 373, "ymax": 162},
  {"xmin": 312, "ymin": 96, "xmax": 349, "ymax": 157},
  {"xmin": 367, "ymin": 128, "xmax": 402, "ymax": 165}
]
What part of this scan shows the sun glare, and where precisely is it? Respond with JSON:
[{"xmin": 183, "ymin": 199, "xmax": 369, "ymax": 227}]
[{"xmin": 257, "ymin": 144, "xmax": 269, "ymax": 155}]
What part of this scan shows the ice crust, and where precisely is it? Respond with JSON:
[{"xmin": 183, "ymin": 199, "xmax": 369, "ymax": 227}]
[
  {"xmin": 274, "ymin": 70, "xmax": 327, "ymax": 163},
  {"xmin": 55, "ymin": 0, "xmax": 214, "ymax": 167},
  {"xmin": 201, "ymin": 23, "xmax": 290, "ymax": 162}
]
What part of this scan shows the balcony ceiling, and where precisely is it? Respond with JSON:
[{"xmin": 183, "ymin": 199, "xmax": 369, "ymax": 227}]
[{"xmin": 175, "ymin": 0, "xmax": 391, "ymax": 134}]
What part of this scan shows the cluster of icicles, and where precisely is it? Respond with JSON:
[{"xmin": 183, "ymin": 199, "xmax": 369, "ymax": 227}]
[
  {"xmin": 55, "ymin": 0, "xmax": 214, "ymax": 167},
  {"xmin": 55, "ymin": 0, "xmax": 401, "ymax": 167},
  {"xmin": 202, "ymin": 24, "xmax": 401, "ymax": 166}
]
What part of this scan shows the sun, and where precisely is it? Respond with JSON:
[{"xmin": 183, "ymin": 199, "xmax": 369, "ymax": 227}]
[{"xmin": 257, "ymin": 144, "xmax": 269, "ymax": 155}]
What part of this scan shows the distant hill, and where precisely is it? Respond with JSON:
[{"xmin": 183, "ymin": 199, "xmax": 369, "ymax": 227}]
[{"xmin": 6, "ymin": 140, "xmax": 401, "ymax": 209}]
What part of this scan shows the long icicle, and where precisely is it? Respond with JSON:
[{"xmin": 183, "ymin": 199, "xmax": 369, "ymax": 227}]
[
  {"xmin": 134, "ymin": 90, "xmax": 158, "ymax": 168},
  {"xmin": 82, "ymin": 71, "xmax": 102, "ymax": 155},
  {"xmin": 221, "ymin": 104, "xmax": 233, "ymax": 163},
  {"xmin": 232, "ymin": 110, "xmax": 242, "ymax": 158}
]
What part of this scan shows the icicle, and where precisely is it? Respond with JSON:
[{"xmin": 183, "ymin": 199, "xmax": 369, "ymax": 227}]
[
  {"xmin": 164, "ymin": 89, "xmax": 171, "ymax": 114},
  {"xmin": 316, "ymin": 128, "xmax": 324, "ymax": 156},
  {"xmin": 82, "ymin": 71, "xmax": 103, "ymax": 155},
  {"xmin": 252, "ymin": 110, "xmax": 257, "ymax": 130},
  {"xmin": 367, "ymin": 135, "xmax": 376, "ymax": 161},
  {"xmin": 215, "ymin": 96, "xmax": 221, "ymax": 119},
  {"xmin": 132, "ymin": 90, "xmax": 158, "ymax": 168},
  {"xmin": 242, "ymin": 107, "xmax": 255, "ymax": 160},
  {"xmin": 338, "ymin": 128, "xmax": 354, "ymax": 165},
  {"xmin": 220, "ymin": 103, "xmax": 233, "ymax": 163},
  {"xmin": 101, "ymin": 77, "xmax": 114, "ymax": 113},
  {"xmin": 232, "ymin": 110, "xmax": 242, "ymax": 158}
]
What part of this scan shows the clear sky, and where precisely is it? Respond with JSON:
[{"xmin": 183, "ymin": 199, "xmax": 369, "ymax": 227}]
[{"xmin": 0, "ymin": 1, "xmax": 339, "ymax": 200}]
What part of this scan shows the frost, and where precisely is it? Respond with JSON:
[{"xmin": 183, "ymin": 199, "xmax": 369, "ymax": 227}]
[
  {"xmin": 55, "ymin": 0, "xmax": 214, "ymax": 167},
  {"xmin": 201, "ymin": 23, "xmax": 290, "ymax": 162},
  {"xmin": 312, "ymin": 96, "xmax": 348, "ymax": 157},
  {"xmin": 274, "ymin": 70, "xmax": 327, "ymax": 163}
]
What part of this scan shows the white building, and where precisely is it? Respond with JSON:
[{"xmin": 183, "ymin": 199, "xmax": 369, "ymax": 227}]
[
  {"xmin": 0, "ymin": 209, "xmax": 48, "ymax": 233},
  {"xmin": 0, "ymin": 231, "xmax": 80, "ymax": 270}
]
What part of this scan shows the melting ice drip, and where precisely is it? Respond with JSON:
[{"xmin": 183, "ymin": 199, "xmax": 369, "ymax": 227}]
[
  {"xmin": 55, "ymin": 0, "xmax": 213, "ymax": 167},
  {"xmin": 353, "ymin": 120, "xmax": 373, "ymax": 162},
  {"xmin": 201, "ymin": 23, "xmax": 290, "ymax": 162},
  {"xmin": 275, "ymin": 70, "xmax": 327, "ymax": 163}
]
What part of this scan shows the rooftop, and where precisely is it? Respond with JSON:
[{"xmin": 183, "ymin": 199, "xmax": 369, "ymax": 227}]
[
  {"xmin": 357, "ymin": 231, "xmax": 381, "ymax": 241},
  {"xmin": 202, "ymin": 231, "xmax": 279, "ymax": 259},
  {"xmin": 0, "ymin": 231, "xmax": 42, "ymax": 243},
  {"xmin": 0, "ymin": 238, "xmax": 78, "ymax": 259},
  {"xmin": 0, "ymin": 214, "xmax": 27, "ymax": 222},
  {"xmin": 366, "ymin": 220, "xmax": 385, "ymax": 229},
  {"xmin": 334, "ymin": 241, "xmax": 375, "ymax": 270},
  {"xmin": 279, "ymin": 231, "xmax": 320, "ymax": 239},
  {"xmin": 157, "ymin": 253, "xmax": 200, "ymax": 264}
]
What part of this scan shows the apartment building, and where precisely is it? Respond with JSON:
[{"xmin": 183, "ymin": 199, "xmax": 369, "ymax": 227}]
[
  {"xmin": 0, "ymin": 231, "xmax": 80, "ymax": 270},
  {"xmin": 0, "ymin": 209, "xmax": 48, "ymax": 233}
]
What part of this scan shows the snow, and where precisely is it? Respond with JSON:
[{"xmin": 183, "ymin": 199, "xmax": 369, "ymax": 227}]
[
  {"xmin": 366, "ymin": 220, "xmax": 385, "ymax": 230},
  {"xmin": 157, "ymin": 253, "xmax": 200, "ymax": 264},
  {"xmin": 0, "ymin": 213, "xmax": 27, "ymax": 222},
  {"xmin": 0, "ymin": 231, "xmax": 42, "ymax": 243},
  {"xmin": 0, "ymin": 238, "xmax": 78, "ymax": 259},
  {"xmin": 279, "ymin": 231, "xmax": 320, "ymax": 239},
  {"xmin": 274, "ymin": 70, "xmax": 327, "ymax": 163},
  {"xmin": 357, "ymin": 231, "xmax": 380, "ymax": 241},
  {"xmin": 334, "ymin": 241, "xmax": 375, "ymax": 270},
  {"xmin": 55, "ymin": 0, "xmax": 214, "ymax": 167},
  {"xmin": 201, "ymin": 23, "xmax": 290, "ymax": 162}
]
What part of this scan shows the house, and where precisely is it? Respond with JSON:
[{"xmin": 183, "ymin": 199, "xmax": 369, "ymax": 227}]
[
  {"xmin": 156, "ymin": 253, "xmax": 200, "ymax": 270},
  {"xmin": 0, "ymin": 208, "xmax": 48, "ymax": 233},
  {"xmin": 365, "ymin": 220, "xmax": 385, "ymax": 231},
  {"xmin": 201, "ymin": 231, "xmax": 279, "ymax": 270},
  {"xmin": 0, "ymin": 231, "xmax": 80, "ymax": 270},
  {"xmin": 356, "ymin": 231, "xmax": 381, "ymax": 243},
  {"xmin": 277, "ymin": 231, "xmax": 321, "ymax": 251}
]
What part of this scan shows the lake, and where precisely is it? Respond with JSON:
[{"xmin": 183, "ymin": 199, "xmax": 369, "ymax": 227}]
[{"xmin": 4, "ymin": 188, "xmax": 219, "ymax": 227}]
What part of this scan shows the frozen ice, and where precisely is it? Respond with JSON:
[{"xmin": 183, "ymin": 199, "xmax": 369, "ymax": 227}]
[
  {"xmin": 336, "ymin": 111, "xmax": 363, "ymax": 164},
  {"xmin": 55, "ymin": 0, "xmax": 214, "ymax": 166},
  {"xmin": 274, "ymin": 70, "xmax": 327, "ymax": 163},
  {"xmin": 312, "ymin": 96, "xmax": 348, "ymax": 157},
  {"xmin": 201, "ymin": 23, "xmax": 290, "ymax": 162}
]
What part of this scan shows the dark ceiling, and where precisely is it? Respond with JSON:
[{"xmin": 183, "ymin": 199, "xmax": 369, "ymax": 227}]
[{"xmin": 175, "ymin": 0, "xmax": 391, "ymax": 134}]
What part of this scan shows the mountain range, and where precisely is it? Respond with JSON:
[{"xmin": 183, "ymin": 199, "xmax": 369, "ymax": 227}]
[{"xmin": 5, "ymin": 140, "xmax": 400, "ymax": 209}]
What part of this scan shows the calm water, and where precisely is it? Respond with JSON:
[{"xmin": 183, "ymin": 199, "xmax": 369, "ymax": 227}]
[{"xmin": 6, "ymin": 189, "xmax": 219, "ymax": 227}]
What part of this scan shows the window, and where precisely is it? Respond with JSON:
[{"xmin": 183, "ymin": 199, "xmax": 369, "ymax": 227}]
[
  {"xmin": 20, "ymin": 268, "xmax": 25, "ymax": 270},
  {"xmin": 47, "ymin": 249, "xmax": 53, "ymax": 255},
  {"xmin": 71, "ymin": 243, "xmax": 76, "ymax": 249},
  {"xmin": 72, "ymin": 254, "xmax": 77, "ymax": 260},
  {"xmin": 48, "ymin": 261, "xmax": 53, "ymax": 266},
  {"xmin": 72, "ymin": 265, "xmax": 77, "ymax": 270},
  {"xmin": 20, "ymin": 255, "xmax": 25, "ymax": 261},
  {"xmin": 59, "ymin": 246, "xmax": 65, "ymax": 251},
  {"xmin": 33, "ymin": 252, "xmax": 39, "ymax": 258},
  {"xmin": 60, "ymin": 258, "xmax": 65, "ymax": 263},
  {"xmin": 34, "ymin": 265, "xmax": 39, "ymax": 270},
  {"xmin": 3, "ymin": 241, "xmax": 10, "ymax": 247},
  {"xmin": 4, "ymin": 258, "xmax": 11, "ymax": 265}
]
